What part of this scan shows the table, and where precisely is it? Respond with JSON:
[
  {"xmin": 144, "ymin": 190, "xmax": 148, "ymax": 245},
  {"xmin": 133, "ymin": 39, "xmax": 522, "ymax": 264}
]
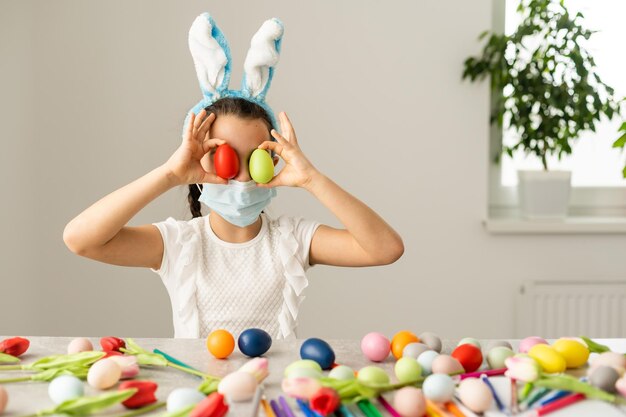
[{"xmin": 2, "ymin": 337, "xmax": 626, "ymax": 417}]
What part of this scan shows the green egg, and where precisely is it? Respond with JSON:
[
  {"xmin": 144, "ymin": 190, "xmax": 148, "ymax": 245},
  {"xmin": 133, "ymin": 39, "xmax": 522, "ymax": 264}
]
[
  {"xmin": 487, "ymin": 347, "xmax": 515, "ymax": 369},
  {"xmin": 284, "ymin": 359, "xmax": 322, "ymax": 377},
  {"xmin": 249, "ymin": 149, "xmax": 274, "ymax": 184},
  {"xmin": 394, "ymin": 357, "xmax": 422, "ymax": 383},
  {"xmin": 357, "ymin": 366, "xmax": 390, "ymax": 386},
  {"xmin": 328, "ymin": 365, "xmax": 355, "ymax": 381}
]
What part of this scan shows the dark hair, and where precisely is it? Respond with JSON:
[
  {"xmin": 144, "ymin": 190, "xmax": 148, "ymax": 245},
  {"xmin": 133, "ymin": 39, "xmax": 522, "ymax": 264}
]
[{"xmin": 187, "ymin": 97, "xmax": 274, "ymax": 218}]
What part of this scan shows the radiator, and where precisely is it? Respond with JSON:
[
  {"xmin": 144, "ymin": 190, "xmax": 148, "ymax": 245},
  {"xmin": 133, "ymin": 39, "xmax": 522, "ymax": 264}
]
[{"xmin": 516, "ymin": 281, "xmax": 626, "ymax": 338}]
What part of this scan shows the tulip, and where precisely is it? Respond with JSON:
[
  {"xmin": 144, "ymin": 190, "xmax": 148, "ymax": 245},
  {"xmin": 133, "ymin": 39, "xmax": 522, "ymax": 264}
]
[
  {"xmin": 100, "ymin": 337, "xmax": 126, "ymax": 352},
  {"xmin": 119, "ymin": 380, "xmax": 158, "ymax": 409},
  {"xmin": 109, "ymin": 355, "xmax": 140, "ymax": 379},
  {"xmin": 103, "ymin": 350, "xmax": 124, "ymax": 359},
  {"xmin": 0, "ymin": 337, "xmax": 30, "ymax": 357},
  {"xmin": 239, "ymin": 357, "xmax": 269, "ymax": 382},
  {"xmin": 282, "ymin": 377, "xmax": 322, "ymax": 399},
  {"xmin": 505, "ymin": 355, "xmax": 541, "ymax": 382},
  {"xmin": 310, "ymin": 387, "xmax": 340, "ymax": 416},
  {"xmin": 190, "ymin": 392, "xmax": 229, "ymax": 417}
]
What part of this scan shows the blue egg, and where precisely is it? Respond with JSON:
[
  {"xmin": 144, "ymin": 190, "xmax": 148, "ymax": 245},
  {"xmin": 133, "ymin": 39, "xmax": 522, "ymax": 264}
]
[
  {"xmin": 48, "ymin": 375, "xmax": 84, "ymax": 404},
  {"xmin": 238, "ymin": 328, "xmax": 272, "ymax": 357},
  {"xmin": 300, "ymin": 338, "xmax": 335, "ymax": 370}
]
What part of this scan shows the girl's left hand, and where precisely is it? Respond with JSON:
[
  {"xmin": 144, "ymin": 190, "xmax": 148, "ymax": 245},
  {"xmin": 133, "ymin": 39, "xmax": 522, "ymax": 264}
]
[{"xmin": 257, "ymin": 112, "xmax": 319, "ymax": 189}]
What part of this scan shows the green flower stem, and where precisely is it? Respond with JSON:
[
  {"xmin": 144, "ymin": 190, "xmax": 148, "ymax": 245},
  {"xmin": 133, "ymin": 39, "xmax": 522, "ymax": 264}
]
[
  {"xmin": 0, "ymin": 364, "xmax": 26, "ymax": 371},
  {"xmin": 166, "ymin": 362, "xmax": 218, "ymax": 380},
  {"xmin": 0, "ymin": 375, "xmax": 32, "ymax": 383},
  {"xmin": 118, "ymin": 402, "xmax": 166, "ymax": 417}
]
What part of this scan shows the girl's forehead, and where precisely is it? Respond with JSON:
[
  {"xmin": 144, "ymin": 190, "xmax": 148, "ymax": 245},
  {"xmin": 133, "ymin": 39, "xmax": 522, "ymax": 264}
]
[{"xmin": 210, "ymin": 114, "xmax": 270, "ymax": 147}]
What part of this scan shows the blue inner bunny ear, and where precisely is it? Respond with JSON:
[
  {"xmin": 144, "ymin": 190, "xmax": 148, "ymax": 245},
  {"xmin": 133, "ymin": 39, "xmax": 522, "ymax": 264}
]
[
  {"xmin": 241, "ymin": 18, "xmax": 284, "ymax": 101},
  {"xmin": 188, "ymin": 13, "xmax": 232, "ymax": 101}
]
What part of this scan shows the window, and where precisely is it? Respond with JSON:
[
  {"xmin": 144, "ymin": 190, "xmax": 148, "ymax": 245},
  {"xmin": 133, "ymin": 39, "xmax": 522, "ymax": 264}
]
[{"xmin": 490, "ymin": 0, "xmax": 626, "ymax": 217}]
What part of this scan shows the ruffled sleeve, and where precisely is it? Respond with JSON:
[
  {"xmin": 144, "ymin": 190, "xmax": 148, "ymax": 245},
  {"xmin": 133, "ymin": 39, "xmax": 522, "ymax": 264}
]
[
  {"xmin": 275, "ymin": 216, "xmax": 321, "ymax": 340},
  {"xmin": 151, "ymin": 217, "xmax": 202, "ymax": 338}
]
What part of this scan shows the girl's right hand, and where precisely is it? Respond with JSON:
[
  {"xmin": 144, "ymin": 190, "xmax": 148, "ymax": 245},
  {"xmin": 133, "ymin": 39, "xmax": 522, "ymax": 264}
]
[{"xmin": 164, "ymin": 109, "xmax": 228, "ymax": 186}]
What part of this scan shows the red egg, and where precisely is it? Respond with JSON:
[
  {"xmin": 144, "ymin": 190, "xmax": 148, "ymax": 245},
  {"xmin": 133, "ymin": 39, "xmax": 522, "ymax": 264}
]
[
  {"xmin": 214, "ymin": 144, "xmax": 240, "ymax": 179},
  {"xmin": 452, "ymin": 343, "xmax": 483, "ymax": 373}
]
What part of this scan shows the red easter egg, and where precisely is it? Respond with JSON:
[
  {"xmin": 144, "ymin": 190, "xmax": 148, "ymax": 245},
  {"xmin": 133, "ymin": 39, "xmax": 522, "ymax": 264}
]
[
  {"xmin": 214, "ymin": 144, "xmax": 240, "ymax": 179},
  {"xmin": 452, "ymin": 343, "xmax": 483, "ymax": 373}
]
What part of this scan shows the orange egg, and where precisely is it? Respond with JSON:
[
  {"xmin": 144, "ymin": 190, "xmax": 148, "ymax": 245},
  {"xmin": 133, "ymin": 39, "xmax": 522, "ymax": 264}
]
[
  {"xmin": 206, "ymin": 329, "xmax": 235, "ymax": 359},
  {"xmin": 391, "ymin": 331, "xmax": 420, "ymax": 359}
]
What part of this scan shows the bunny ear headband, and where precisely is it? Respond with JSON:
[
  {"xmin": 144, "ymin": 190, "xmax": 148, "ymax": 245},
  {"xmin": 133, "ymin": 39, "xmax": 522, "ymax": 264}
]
[{"xmin": 183, "ymin": 13, "xmax": 284, "ymax": 135}]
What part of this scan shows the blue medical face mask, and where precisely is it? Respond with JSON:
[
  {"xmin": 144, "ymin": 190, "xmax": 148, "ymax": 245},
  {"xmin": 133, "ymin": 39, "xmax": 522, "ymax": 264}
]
[{"xmin": 197, "ymin": 180, "xmax": 277, "ymax": 228}]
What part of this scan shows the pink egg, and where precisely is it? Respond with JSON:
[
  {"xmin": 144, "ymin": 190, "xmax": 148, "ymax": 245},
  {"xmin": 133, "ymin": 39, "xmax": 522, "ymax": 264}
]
[
  {"xmin": 519, "ymin": 336, "xmax": 548, "ymax": 354},
  {"xmin": 431, "ymin": 355, "xmax": 464, "ymax": 375},
  {"xmin": 616, "ymin": 376, "xmax": 626, "ymax": 397},
  {"xmin": 67, "ymin": 337, "xmax": 93, "ymax": 354},
  {"xmin": 393, "ymin": 387, "xmax": 425, "ymax": 417},
  {"xmin": 361, "ymin": 332, "xmax": 391, "ymax": 362},
  {"xmin": 87, "ymin": 358, "xmax": 121, "ymax": 389},
  {"xmin": 591, "ymin": 352, "xmax": 626, "ymax": 375}
]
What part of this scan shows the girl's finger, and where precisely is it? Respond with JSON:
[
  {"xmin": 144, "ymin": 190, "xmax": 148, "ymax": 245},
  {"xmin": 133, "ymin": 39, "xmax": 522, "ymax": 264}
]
[
  {"xmin": 258, "ymin": 140, "xmax": 284, "ymax": 157},
  {"xmin": 280, "ymin": 112, "xmax": 298, "ymax": 144},
  {"xmin": 256, "ymin": 175, "xmax": 283, "ymax": 189},
  {"xmin": 193, "ymin": 109, "xmax": 207, "ymax": 132},
  {"xmin": 197, "ymin": 112, "xmax": 216, "ymax": 143},
  {"xmin": 203, "ymin": 137, "xmax": 226, "ymax": 153},
  {"xmin": 270, "ymin": 129, "xmax": 289, "ymax": 145},
  {"xmin": 183, "ymin": 112, "xmax": 196, "ymax": 142}
]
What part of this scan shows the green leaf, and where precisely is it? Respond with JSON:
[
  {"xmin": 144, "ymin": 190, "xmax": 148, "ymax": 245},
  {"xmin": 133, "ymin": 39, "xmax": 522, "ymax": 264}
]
[
  {"xmin": 27, "ymin": 351, "xmax": 105, "ymax": 371},
  {"xmin": 0, "ymin": 352, "xmax": 20, "ymax": 363},
  {"xmin": 581, "ymin": 336, "xmax": 611, "ymax": 353},
  {"xmin": 31, "ymin": 366, "xmax": 90, "ymax": 382},
  {"xmin": 613, "ymin": 133, "xmax": 626, "ymax": 149},
  {"xmin": 197, "ymin": 378, "xmax": 220, "ymax": 395},
  {"xmin": 534, "ymin": 375, "xmax": 616, "ymax": 403},
  {"xmin": 161, "ymin": 405, "xmax": 195, "ymax": 417},
  {"xmin": 38, "ymin": 389, "xmax": 137, "ymax": 416}
]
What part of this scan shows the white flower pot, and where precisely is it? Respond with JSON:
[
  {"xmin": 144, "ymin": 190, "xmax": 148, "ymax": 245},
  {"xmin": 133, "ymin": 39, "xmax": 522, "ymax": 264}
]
[{"xmin": 517, "ymin": 170, "xmax": 572, "ymax": 219}]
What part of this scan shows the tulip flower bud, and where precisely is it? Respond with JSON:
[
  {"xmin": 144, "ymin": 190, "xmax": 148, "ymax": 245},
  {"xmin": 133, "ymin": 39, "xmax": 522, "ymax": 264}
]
[
  {"xmin": 310, "ymin": 387, "xmax": 340, "ymax": 416},
  {"xmin": 100, "ymin": 337, "xmax": 126, "ymax": 352},
  {"xmin": 281, "ymin": 377, "xmax": 322, "ymax": 399},
  {"xmin": 119, "ymin": 380, "xmax": 158, "ymax": 409},
  {"xmin": 0, "ymin": 337, "xmax": 30, "ymax": 357},
  {"xmin": 190, "ymin": 392, "xmax": 229, "ymax": 417},
  {"xmin": 239, "ymin": 357, "xmax": 269, "ymax": 382},
  {"xmin": 505, "ymin": 354, "xmax": 541, "ymax": 382}
]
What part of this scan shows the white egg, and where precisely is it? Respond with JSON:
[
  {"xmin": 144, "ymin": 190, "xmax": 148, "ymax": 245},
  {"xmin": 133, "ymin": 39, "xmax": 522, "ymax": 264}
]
[
  {"xmin": 417, "ymin": 351, "xmax": 439, "ymax": 376},
  {"xmin": 67, "ymin": 338, "xmax": 93, "ymax": 354},
  {"xmin": 48, "ymin": 375, "xmax": 84, "ymax": 404},
  {"xmin": 328, "ymin": 365, "xmax": 355, "ymax": 380},
  {"xmin": 422, "ymin": 374, "xmax": 455, "ymax": 403},
  {"xmin": 402, "ymin": 343, "xmax": 431, "ymax": 360},
  {"xmin": 87, "ymin": 358, "xmax": 121, "ymax": 389},
  {"xmin": 0, "ymin": 386, "xmax": 7, "ymax": 414},
  {"xmin": 166, "ymin": 388, "xmax": 206, "ymax": 412},
  {"xmin": 218, "ymin": 371, "xmax": 258, "ymax": 402},
  {"xmin": 458, "ymin": 378, "xmax": 493, "ymax": 413}
]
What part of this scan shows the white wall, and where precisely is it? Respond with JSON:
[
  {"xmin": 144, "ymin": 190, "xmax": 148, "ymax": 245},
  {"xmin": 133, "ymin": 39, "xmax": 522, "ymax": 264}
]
[{"xmin": 1, "ymin": 0, "xmax": 624, "ymax": 340}]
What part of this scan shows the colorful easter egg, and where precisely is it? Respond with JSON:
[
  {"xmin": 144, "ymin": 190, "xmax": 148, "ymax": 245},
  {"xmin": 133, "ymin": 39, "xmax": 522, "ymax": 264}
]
[
  {"xmin": 207, "ymin": 329, "xmax": 235, "ymax": 359},
  {"xmin": 486, "ymin": 340, "xmax": 513, "ymax": 351},
  {"xmin": 67, "ymin": 338, "xmax": 93, "ymax": 354},
  {"xmin": 357, "ymin": 366, "xmax": 390, "ymax": 385},
  {"xmin": 166, "ymin": 388, "xmax": 206, "ymax": 412},
  {"xmin": 328, "ymin": 365, "xmax": 355, "ymax": 381},
  {"xmin": 528, "ymin": 344, "xmax": 566, "ymax": 374},
  {"xmin": 393, "ymin": 387, "xmax": 426, "ymax": 417},
  {"xmin": 452, "ymin": 344, "xmax": 483, "ymax": 373},
  {"xmin": 458, "ymin": 378, "xmax": 493, "ymax": 413},
  {"xmin": 238, "ymin": 328, "xmax": 272, "ymax": 358},
  {"xmin": 87, "ymin": 358, "xmax": 122, "ymax": 389},
  {"xmin": 391, "ymin": 331, "xmax": 419, "ymax": 360},
  {"xmin": 285, "ymin": 360, "xmax": 323, "ymax": 378},
  {"xmin": 552, "ymin": 339, "xmax": 589, "ymax": 369},
  {"xmin": 591, "ymin": 352, "xmax": 626, "ymax": 374},
  {"xmin": 487, "ymin": 347, "xmax": 515, "ymax": 370},
  {"xmin": 422, "ymin": 374, "xmax": 455, "ymax": 403},
  {"xmin": 300, "ymin": 338, "xmax": 335, "ymax": 370},
  {"xmin": 431, "ymin": 355, "xmax": 464, "ymax": 375},
  {"xmin": 519, "ymin": 336, "xmax": 548, "ymax": 354},
  {"xmin": 214, "ymin": 144, "xmax": 240, "ymax": 180},
  {"xmin": 458, "ymin": 338, "xmax": 481, "ymax": 350},
  {"xmin": 395, "ymin": 357, "xmax": 422, "ymax": 383},
  {"xmin": 49, "ymin": 375, "xmax": 84, "ymax": 404},
  {"xmin": 361, "ymin": 332, "xmax": 391, "ymax": 362},
  {"xmin": 249, "ymin": 149, "xmax": 274, "ymax": 184},
  {"xmin": 417, "ymin": 351, "xmax": 439, "ymax": 376},
  {"xmin": 402, "ymin": 343, "xmax": 431, "ymax": 360},
  {"xmin": 589, "ymin": 366, "xmax": 619, "ymax": 393},
  {"xmin": 418, "ymin": 332, "xmax": 442, "ymax": 353}
]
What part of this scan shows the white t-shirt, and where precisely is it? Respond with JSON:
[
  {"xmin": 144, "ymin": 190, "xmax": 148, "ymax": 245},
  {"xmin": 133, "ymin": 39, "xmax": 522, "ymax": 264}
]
[{"xmin": 151, "ymin": 213, "xmax": 321, "ymax": 340}]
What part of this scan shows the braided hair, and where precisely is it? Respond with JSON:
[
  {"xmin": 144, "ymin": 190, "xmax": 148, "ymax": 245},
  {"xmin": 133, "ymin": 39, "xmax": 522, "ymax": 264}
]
[{"xmin": 187, "ymin": 97, "xmax": 274, "ymax": 218}]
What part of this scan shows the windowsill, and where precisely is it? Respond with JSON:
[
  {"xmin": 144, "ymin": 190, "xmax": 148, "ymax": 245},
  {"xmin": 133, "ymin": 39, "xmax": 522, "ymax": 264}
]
[{"xmin": 484, "ymin": 215, "xmax": 626, "ymax": 234}]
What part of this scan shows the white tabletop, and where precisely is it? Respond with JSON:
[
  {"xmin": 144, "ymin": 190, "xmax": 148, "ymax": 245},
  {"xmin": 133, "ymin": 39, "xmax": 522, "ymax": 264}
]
[{"xmin": 1, "ymin": 337, "xmax": 625, "ymax": 417}]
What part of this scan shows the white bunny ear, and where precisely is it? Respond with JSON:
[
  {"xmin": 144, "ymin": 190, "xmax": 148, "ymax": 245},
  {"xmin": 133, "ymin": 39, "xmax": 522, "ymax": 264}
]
[
  {"xmin": 188, "ymin": 13, "xmax": 231, "ymax": 100},
  {"xmin": 241, "ymin": 18, "xmax": 284, "ymax": 100}
]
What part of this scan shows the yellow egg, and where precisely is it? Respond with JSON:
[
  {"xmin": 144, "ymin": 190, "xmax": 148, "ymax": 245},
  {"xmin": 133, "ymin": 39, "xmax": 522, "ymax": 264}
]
[
  {"xmin": 552, "ymin": 339, "xmax": 589, "ymax": 369},
  {"xmin": 528, "ymin": 344, "xmax": 566, "ymax": 374}
]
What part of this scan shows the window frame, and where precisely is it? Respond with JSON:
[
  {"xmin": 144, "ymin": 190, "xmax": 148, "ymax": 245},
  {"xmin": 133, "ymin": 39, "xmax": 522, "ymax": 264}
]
[{"xmin": 488, "ymin": 0, "xmax": 626, "ymax": 219}]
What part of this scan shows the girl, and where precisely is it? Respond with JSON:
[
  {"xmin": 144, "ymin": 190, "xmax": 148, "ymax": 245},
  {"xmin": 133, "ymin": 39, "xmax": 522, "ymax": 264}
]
[{"xmin": 63, "ymin": 14, "xmax": 404, "ymax": 340}]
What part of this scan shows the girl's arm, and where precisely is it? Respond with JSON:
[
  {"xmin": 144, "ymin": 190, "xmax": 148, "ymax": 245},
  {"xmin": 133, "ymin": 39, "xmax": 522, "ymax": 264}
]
[
  {"xmin": 257, "ymin": 113, "xmax": 404, "ymax": 267},
  {"xmin": 63, "ymin": 110, "xmax": 226, "ymax": 269}
]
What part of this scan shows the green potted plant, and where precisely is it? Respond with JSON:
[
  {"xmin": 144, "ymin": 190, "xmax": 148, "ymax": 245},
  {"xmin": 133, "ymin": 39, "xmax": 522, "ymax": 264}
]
[{"xmin": 462, "ymin": 0, "xmax": 623, "ymax": 219}]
